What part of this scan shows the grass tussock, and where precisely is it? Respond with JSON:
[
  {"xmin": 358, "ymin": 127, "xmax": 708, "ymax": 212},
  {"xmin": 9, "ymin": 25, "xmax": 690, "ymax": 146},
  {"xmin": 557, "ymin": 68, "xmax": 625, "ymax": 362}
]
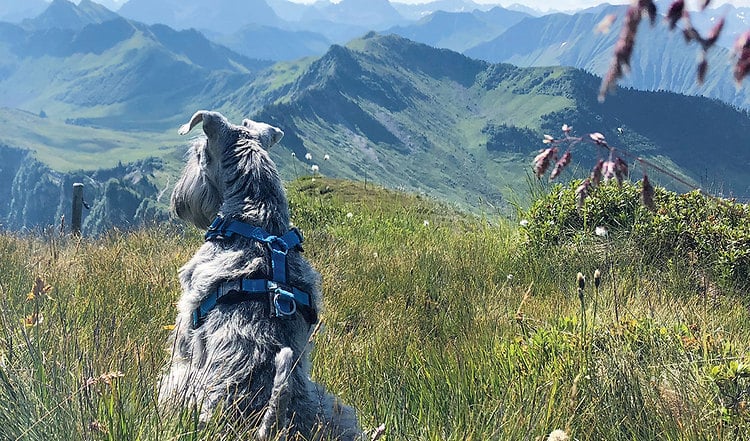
[{"xmin": 0, "ymin": 176, "xmax": 748, "ymax": 440}]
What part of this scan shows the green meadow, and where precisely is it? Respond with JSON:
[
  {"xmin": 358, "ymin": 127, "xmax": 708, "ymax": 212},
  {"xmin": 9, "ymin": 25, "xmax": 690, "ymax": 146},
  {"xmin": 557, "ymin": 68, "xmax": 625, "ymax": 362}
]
[{"xmin": 1, "ymin": 177, "xmax": 748, "ymax": 440}]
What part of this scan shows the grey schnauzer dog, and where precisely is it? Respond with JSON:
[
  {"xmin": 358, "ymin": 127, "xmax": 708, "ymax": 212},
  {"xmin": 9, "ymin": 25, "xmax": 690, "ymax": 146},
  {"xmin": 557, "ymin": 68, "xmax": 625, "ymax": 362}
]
[{"xmin": 159, "ymin": 110, "xmax": 361, "ymax": 440}]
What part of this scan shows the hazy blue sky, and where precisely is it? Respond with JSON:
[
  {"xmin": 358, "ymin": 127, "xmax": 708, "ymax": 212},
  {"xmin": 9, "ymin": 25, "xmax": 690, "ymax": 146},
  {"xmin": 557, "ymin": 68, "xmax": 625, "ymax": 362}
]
[{"xmin": 287, "ymin": 1, "xmax": 750, "ymax": 12}]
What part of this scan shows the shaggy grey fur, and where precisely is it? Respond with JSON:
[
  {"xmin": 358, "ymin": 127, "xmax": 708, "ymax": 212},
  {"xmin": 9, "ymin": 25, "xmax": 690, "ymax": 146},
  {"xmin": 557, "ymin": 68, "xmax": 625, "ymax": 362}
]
[{"xmin": 160, "ymin": 110, "xmax": 361, "ymax": 440}]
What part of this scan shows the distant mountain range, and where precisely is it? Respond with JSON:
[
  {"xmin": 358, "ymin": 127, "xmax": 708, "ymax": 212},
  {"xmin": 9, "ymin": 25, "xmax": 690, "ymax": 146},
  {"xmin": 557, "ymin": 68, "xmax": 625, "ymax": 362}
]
[
  {"xmin": 461, "ymin": 4, "xmax": 750, "ymax": 110},
  {"xmin": 1, "ymin": 0, "xmax": 750, "ymax": 233}
]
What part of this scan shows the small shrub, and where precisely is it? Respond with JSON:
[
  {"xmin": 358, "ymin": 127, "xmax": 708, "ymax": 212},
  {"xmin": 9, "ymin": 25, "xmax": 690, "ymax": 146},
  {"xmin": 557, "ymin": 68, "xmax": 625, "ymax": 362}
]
[{"xmin": 520, "ymin": 180, "xmax": 750, "ymax": 291}]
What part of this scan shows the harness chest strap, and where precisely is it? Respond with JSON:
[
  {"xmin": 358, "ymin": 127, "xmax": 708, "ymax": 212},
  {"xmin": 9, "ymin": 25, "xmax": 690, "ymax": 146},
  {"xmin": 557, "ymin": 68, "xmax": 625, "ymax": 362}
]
[
  {"xmin": 192, "ymin": 278, "xmax": 318, "ymax": 327},
  {"xmin": 193, "ymin": 216, "xmax": 318, "ymax": 327}
]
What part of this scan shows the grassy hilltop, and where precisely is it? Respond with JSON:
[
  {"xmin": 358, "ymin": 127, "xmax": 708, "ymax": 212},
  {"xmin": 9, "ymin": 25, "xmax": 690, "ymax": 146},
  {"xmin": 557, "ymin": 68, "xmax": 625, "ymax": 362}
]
[{"xmin": 0, "ymin": 177, "xmax": 749, "ymax": 440}]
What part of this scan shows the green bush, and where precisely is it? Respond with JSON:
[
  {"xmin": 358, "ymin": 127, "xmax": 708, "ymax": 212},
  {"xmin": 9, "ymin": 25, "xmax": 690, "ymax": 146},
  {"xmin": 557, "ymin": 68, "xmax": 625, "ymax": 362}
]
[{"xmin": 521, "ymin": 180, "xmax": 750, "ymax": 290}]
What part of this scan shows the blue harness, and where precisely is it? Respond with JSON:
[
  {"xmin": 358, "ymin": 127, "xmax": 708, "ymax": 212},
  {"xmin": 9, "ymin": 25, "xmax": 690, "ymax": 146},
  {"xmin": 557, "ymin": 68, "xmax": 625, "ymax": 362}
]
[{"xmin": 192, "ymin": 215, "xmax": 318, "ymax": 328}]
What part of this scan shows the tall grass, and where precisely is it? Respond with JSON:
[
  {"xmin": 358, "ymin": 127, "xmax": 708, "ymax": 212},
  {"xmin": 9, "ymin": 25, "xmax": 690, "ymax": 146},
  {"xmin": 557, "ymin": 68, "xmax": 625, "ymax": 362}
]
[{"xmin": 0, "ymin": 177, "xmax": 748, "ymax": 440}]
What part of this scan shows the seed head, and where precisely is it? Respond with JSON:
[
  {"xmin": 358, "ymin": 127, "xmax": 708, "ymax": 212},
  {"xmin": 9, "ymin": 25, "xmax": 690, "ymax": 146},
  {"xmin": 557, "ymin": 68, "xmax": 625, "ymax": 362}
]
[
  {"xmin": 733, "ymin": 31, "xmax": 750, "ymax": 85},
  {"xmin": 577, "ymin": 272, "xmax": 586, "ymax": 291},
  {"xmin": 596, "ymin": 14, "xmax": 617, "ymax": 34},
  {"xmin": 591, "ymin": 159, "xmax": 604, "ymax": 186},
  {"xmin": 533, "ymin": 147, "xmax": 557, "ymax": 177},
  {"xmin": 665, "ymin": 0, "xmax": 685, "ymax": 30},
  {"xmin": 640, "ymin": 0, "xmax": 657, "ymax": 25},
  {"xmin": 594, "ymin": 269, "xmax": 602, "ymax": 289},
  {"xmin": 641, "ymin": 174, "xmax": 656, "ymax": 211},
  {"xmin": 704, "ymin": 17, "xmax": 725, "ymax": 49},
  {"xmin": 575, "ymin": 179, "xmax": 591, "ymax": 209},
  {"xmin": 697, "ymin": 56, "xmax": 709, "ymax": 85},
  {"xmin": 589, "ymin": 132, "xmax": 607, "ymax": 145},
  {"xmin": 614, "ymin": 157, "xmax": 629, "ymax": 185},
  {"xmin": 550, "ymin": 151, "xmax": 572, "ymax": 180}
]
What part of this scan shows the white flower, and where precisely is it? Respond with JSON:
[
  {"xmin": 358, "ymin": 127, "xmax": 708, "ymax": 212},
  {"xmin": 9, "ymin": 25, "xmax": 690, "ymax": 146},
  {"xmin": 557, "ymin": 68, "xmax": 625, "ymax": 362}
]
[
  {"xmin": 291, "ymin": 152, "xmax": 296, "ymax": 158},
  {"xmin": 423, "ymin": 220, "xmax": 430, "ymax": 227},
  {"xmin": 311, "ymin": 164, "xmax": 319, "ymax": 173},
  {"xmin": 507, "ymin": 274, "xmax": 514, "ymax": 281},
  {"xmin": 324, "ymin": 154, "xmax": 330, "ymax": 161},
  {"xmin": 346, "ymin": 212, "xmax": 353, "ymax": 219},
  {"xmin": 519, "ymin": 219, "xmax": 529, "ymax": 227},
  {"xmin": 305, "ymin": 153, "xmax": 312, "ymax": 161},
  {"xmin": 547, "ymin": 429, "xmax": 569, "ymax": 441},
  {"xmin": 595, "ymin": 226, "xmax": 609, "ymax": 237}
]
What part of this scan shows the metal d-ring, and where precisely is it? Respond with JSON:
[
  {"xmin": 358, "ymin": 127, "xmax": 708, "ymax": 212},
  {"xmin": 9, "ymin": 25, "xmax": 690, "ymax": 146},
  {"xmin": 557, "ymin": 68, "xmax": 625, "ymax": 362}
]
[{"xmin": 273, "ymin": 292, "xmax": 297, "ymax": 317}]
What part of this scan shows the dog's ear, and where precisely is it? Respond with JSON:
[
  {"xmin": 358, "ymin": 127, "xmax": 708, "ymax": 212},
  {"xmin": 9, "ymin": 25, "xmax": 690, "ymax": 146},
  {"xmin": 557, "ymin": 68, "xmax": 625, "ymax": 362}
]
[
  {"xmin": 178, "ymin": 110, "xmax": 207, "ymax": 135},
  {"xmin": 242, "ymin": 119, "xmax": 284, "ymax": 148},
  {"xmin": 179, "ymin": 110, "xmax": 232, "ymax": 139}
]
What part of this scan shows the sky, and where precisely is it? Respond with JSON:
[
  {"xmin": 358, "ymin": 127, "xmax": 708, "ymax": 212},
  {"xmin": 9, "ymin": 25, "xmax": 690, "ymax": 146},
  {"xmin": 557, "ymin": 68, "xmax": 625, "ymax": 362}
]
[{"xmin": 287, "ymin": 0, "xmax": 750, "ymax": 12}]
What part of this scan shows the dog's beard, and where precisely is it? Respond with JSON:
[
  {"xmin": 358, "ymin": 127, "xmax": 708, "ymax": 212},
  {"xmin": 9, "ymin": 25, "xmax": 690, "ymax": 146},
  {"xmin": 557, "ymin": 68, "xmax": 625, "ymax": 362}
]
[{"xmin": 171, "ymin": 143, "xmax": 222, "ymax": 230}]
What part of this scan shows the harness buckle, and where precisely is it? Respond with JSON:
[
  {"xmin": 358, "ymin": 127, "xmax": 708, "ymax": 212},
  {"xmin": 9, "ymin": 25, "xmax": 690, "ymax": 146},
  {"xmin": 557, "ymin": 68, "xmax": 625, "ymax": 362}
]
[
  {"xmin": 218, "ymin": 279, "xmax": 241, "ymax": 299},
  {"xmin": 206, "ymin": 216, "xmax": 233, "ymax": 241},
  {"xmin": 267, "ymin": 281, "xmax": 297, "ymax": 318}
]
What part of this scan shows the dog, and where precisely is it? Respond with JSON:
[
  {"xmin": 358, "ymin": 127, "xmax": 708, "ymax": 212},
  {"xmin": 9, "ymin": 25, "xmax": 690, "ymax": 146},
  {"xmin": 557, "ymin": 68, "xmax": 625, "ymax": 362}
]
[{"xmin": 159, "ymin": 110, "xmax": 361, "ymax": 440}]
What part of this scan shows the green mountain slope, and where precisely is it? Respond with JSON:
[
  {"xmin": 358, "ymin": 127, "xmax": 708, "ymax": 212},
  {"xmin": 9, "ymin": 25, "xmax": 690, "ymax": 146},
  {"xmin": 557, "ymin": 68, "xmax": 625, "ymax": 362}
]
[{"xmin": 0, "ymin": 17, "xmax": 272, "ymax": 131}]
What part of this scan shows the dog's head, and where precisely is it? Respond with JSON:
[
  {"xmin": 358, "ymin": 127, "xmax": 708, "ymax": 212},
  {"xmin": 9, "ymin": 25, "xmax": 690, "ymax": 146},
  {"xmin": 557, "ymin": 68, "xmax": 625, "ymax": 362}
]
[{"xmin": 171, "ymin": 110, "xmax": 286, "ymax": 230}]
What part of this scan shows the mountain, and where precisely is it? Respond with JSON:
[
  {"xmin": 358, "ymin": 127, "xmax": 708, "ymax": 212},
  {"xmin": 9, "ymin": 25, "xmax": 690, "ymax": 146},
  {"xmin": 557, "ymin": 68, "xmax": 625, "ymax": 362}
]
[
  {"xmin": 505, "ymin": 3, "xmax": 545, "ymax": 16},
  {"xmin": 0, "ymin": 17, "xmax": 271, "ymax": 131},
  {"xmin": 300, "ymin": 0, "xmax": 406, "ymax": 30},
  {"xmin": 4, "ymin": 31, "xmax": 750, "ymax": 232},
  {"xmin": 232, "ymin": 33, "xmax": 750, "ymax": 208},
  {"xmin": 20, "ymin": 0, "xmax": 119, "ymax": 31},
  {"xmin": 388, "ymin": 6, "xmax": 530, "ymax": 52},
  {"xmin": 215, "ymin": 24, "xmax": 331, "ymax": 61},
  {"xmin": 391, "ymin": 0, "xmax": 495, "ymax": 20},
  {"xmin": 0, "ymin": 0, "xmax": 47, "ymax": 22},
  {"xmin": 464, "ymin": 5, "xmax": 750, "ymax": 110},
  {"xmin": 117, "ymin": 0, "xmax": 282, "ymax": 34},
  {"xmin": 266, "ymin": 0, "xmax": 310, "ymax": 22}
]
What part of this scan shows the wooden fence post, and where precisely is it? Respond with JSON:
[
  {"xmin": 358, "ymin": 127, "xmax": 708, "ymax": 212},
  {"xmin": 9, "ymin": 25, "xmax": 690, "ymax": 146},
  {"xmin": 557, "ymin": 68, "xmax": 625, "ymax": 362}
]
[{"xmin": 72, "ymin": 183, "xmax": 83, "ymax": 236}]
